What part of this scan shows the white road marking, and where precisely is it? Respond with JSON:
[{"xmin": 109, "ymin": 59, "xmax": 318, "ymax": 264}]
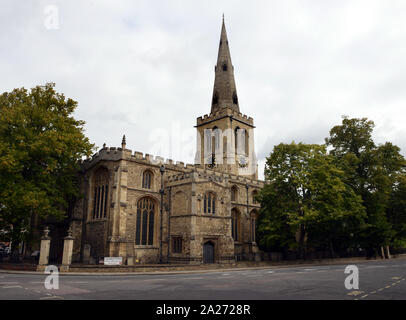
[
  {"xmin": 68, "ymin": 281, "xmax": 88, "ymax": 284},
  {"xmin": 2, "ymin": 285, "xmax": 22, "ymax": 289},
  {"xmin": 267, "ymin": 271, "xmax": 274, "ymax": 274},
  {"xmin": 304, "ymin": 268, "xmax": 317, "ymax": 271},
  {"xmin": 39, "ymin": 296, "xmax": 64, "ymax": 300},
  {"xmin": 0, "ymin": 282, "xmax": 18, "ymax": 284},
  {"xmin": 366, "ymin": 265, "xmax": 385, "ymax": 269}
]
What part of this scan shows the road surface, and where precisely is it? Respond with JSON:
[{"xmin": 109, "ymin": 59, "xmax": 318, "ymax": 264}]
[{"xmin": 0, "ymin": 259, "xmax": 405, "ymax": 300}]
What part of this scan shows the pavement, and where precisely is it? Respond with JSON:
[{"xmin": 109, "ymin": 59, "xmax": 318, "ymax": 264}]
[{"xmin": 0, "ymin": 258, "xmax": 405, "ymax": 299}]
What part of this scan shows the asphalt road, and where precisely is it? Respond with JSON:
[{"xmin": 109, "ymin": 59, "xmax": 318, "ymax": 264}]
[{"xmin": 0, "ymin": 259, "xmax": 405, "ymax": 300}]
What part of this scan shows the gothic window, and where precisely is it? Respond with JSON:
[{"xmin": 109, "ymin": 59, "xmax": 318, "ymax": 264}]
[
  {"xmin": 235, "ymin": 127, "xmax": 247, "ymax": 155},
  {"xmin": 232, "ymin": 92, "xmax": 238, "ymax": 104},
  {"xmin": 204, "ymin": 192, "xmax": 216, "ymax": 214},
  {"xmin": 92, "ymin": 167, "xmax": 109, "ymax": 220},
  {"xmin": 142, "ymin": 170, "xmax": 153, "ymax": 189},
  {"xmin": 135, "ymin": 197, "xmax": 155, "ymax": 245},
  {"xmin": 234, "ymin": 127, "xmax": 239, "ymax": 152},
  {"xmin": 245, "ymin": 130, "xmax": 249, "ymax": 156},
  {"xmin": 231, "ymin": 185, "xmax": 238, "ymax": 202},
  {"xmin": 222, "ymin": 63, "xmax": 228, "ymax": 71},
  {"xmin": 231, "ymin": 208, "xmax": 240, "ymax": 241},
  {"xmin": 212, "ymin": 127, "xmax": 221, "ymax": 157},
  {"xmin": 173, "ymin": 237, "xmax": 182, "ymax": 253}
]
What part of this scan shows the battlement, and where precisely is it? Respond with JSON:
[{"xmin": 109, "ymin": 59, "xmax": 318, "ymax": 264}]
[
  {"xmin": 166, "ymin": 165, "xmax": 263, "ymax": 187},
  {"xmin": 80, "ymin": 145, "xmax": 195, "ymax": 172},
  {"xmin": 196, "ymin": 108, "xmax": 254, "ymax": 127}
]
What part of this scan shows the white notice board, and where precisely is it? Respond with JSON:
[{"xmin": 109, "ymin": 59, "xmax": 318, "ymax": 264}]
[{"xmin": 104, "ymin": 257, "xmax": 123, "ymax": 265}]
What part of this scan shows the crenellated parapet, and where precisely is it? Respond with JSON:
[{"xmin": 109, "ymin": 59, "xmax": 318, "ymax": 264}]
[
  {"xmin": 196, "ymin": 107, "xmax": 254, "ymax": 127},
  {"xmin": 80, "ymin": 145, "xmax": 195, "ymax": 173},
  {"xmin": 166, "ymin": 165, "xmax": 264, "ymax": 188}
]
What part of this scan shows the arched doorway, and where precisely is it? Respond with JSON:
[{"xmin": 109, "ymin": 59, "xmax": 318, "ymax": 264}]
[{"xmin": 203, "ymin": 241, "xmax": 215, "ymax": 263}]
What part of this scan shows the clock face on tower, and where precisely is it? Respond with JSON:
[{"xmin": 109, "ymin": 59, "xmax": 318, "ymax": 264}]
[{"xmin": 237, "ymin": 156, "xmax": 248, "ymax": 168}]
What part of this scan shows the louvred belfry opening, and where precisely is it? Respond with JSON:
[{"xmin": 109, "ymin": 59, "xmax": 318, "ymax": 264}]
[{"xmin": 210, "ymin": 16, "xmax": 240, "ymax": 114}]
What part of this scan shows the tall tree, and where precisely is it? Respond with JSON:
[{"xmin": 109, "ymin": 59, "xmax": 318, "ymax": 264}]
[
  {"xmin": 257, "ymin": 142, "xmax": 366, "ymax": 258},
  {"xmin": 325, "ymin": 116, "xmax": 406, "ymax": 255},
  {"xmin": 0, "ymin": 83, "xmax": 94, "ymax": 252}
]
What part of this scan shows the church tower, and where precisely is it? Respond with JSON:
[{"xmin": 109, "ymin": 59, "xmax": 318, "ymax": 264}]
[{"xmin": 195, "ymin": 17, "xmax": 258, "ymax": 179}]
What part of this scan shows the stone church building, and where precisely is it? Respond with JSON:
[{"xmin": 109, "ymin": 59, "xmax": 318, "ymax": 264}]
[{"xmin": 64, "ymin": 18, "xmax": 264, "ymax": 265}]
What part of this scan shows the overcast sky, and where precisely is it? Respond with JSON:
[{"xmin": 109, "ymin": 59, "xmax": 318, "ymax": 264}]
[{"xmin": 2, "ymin": 1, "xmax": 406, "ymax": 180}]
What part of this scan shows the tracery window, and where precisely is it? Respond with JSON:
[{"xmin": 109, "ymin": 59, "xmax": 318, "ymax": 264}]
[
  {"xmin": 135, "ymin": 197, "xmax": 155, "ymax": 245},
  {"xmin": 173, "ymin": 237, "xmax": 182, "ymax": 253},
  {"xmin": 92, "ymin": 167, "xmax": 109, "ymax": 220},
  {"xmin": 204, "ymin": 192, "xmax": 216, "ymax": 214},
  {"xmin": 142, "ymin": 170, "xmax": 153, "ymax": 189}
]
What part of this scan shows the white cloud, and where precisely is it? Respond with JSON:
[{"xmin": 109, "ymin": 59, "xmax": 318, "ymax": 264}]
[{"xmin": 1, "ymin": 0, "xmax": 406, "ymax": 180}]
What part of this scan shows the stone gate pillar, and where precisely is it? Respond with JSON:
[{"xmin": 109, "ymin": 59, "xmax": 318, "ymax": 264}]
[
  {"xmin": 36, "ymin": 226, "xmax": 51, "ymax": 272},
  {"xmin": 60, "ymin": 226, "xmax": 74, "ymax": 272}
]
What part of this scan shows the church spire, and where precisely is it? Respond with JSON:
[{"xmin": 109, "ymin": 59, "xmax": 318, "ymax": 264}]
[{"xmin": 210, "ymin": 16, "xmax": 240, "ymax": 114}]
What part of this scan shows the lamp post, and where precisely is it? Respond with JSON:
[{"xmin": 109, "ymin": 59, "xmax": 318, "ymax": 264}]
[{"xmin": 159, "ymin": 165, "xmax": 165, "ymax": 264}]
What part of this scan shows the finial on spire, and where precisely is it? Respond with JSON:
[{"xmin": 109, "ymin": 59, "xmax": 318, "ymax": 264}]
[
  {"xmin": 121, "ymin": 135, "xmax": 126, "ymax": 149},
  {"xmin": 222, "ymin": 13, "xmax": 224, "ymax": 22}
]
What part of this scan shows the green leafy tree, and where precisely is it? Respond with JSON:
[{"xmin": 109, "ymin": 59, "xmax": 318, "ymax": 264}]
[
  {"xmin": 376, "ymin": 143, "xmax": 406, "ymax": 249},
  {"xmin": 0, "ymin": 83, "xmax": 94, "ymax": 252},
  {"xmin": 326, "ymin": 116, "xmax": 406, "ymax": 255},
  {"xmin": 257, "ymin": 142, "xmax": 366, "ymax": 258}
]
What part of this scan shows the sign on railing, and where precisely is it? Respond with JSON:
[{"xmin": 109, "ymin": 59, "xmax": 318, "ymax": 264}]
[{"xmin": 103, "ymin": 257, "xmax": 123, "ymax": 265}]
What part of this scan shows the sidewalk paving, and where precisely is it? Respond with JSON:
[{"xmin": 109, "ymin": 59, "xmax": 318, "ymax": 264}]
[{"xmin": 1, "ymin": 254, "xmax": 405, "ymax": 276}]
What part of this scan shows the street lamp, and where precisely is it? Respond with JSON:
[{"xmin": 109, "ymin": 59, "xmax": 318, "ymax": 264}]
[{"xmin": 159, "ymin": 165, "xmax": 165, "ymax": 264}]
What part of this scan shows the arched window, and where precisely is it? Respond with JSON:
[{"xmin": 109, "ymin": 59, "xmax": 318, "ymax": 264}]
[
  {"xmin": 222, "ymin": 63, "xmax": 228, "ymax": 71},
  {"xmin": 135, "ymin": 197, "xmax": 155, "ymax": 245},
  {"xmin": 234, "ymin": 127, "xmax": 240, "ymax": 153},
  {"xmin": 142, "ymin": 170, "xmax": 153, "ymax": 189},
  {"xmin": 231, "ymin": 185, "xmax": 238, "ymax": 202},
  {"xmin": 231, "ymin": 208, "xmax": 240, "ymax": 241},
  {"xmin": 92, "ymin": 167, "xmax": 109, "ymax": 220},
  {"xmin": 211, "ymin": 127, "xmax": 221, "ymax": 158},
  {"xmin": 235, "ymin": 127, "xmax": 246, "ymax": 155},
  {"xmin": 245, "ymin": 130, "xmax": 249, "ymax": 156},
  {"xmin": 250, "ymin": 210, "xmax": 257, "ymax": 243},
  {"xmin": 204, "ymin": 192, "xmax": 216, "ymax": 214}
]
